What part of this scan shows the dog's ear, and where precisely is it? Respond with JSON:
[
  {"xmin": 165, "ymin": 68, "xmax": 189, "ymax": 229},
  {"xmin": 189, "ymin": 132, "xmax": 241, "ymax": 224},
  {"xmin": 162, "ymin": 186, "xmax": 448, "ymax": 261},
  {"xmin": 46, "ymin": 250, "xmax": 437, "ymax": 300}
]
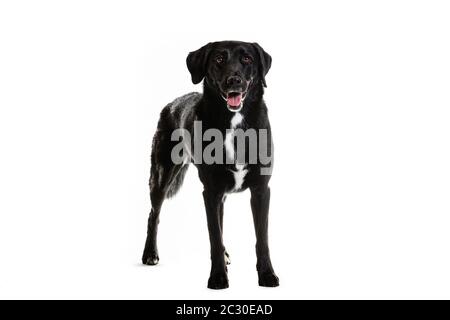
[
  {"xmin": 252, "ymin": 43, "xmax": 272, "ymax": 88},
  {"xmin": 186, "ymin": 43, "xmax": 212, "ymax": 84}
]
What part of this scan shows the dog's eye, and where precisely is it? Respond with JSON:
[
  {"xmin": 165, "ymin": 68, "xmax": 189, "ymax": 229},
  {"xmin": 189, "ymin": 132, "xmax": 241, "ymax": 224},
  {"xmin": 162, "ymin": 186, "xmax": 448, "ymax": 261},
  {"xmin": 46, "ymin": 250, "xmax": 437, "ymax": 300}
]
[
  {"xmin": 215, "ymin": 55, "xmax": 224, "ymax": 64},
  {"xmin": 242, "ymin": 55, "xmax": 253, "ymax": 64}
]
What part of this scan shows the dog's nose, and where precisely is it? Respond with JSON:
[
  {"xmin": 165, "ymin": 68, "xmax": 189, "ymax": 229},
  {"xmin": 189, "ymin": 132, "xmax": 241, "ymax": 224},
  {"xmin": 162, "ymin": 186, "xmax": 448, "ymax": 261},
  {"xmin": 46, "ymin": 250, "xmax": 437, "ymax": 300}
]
[{"xmin": 226, "ymin": 75, "xmax": 243, "ymax": 86}]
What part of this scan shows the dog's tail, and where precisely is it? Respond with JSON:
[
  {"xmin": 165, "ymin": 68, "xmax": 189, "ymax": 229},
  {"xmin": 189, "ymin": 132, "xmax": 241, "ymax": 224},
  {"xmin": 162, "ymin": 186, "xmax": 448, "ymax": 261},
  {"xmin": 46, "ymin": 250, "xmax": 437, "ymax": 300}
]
[{"xmin": 165, "ymin": 164, "xmax": 189, "ymax": 198}]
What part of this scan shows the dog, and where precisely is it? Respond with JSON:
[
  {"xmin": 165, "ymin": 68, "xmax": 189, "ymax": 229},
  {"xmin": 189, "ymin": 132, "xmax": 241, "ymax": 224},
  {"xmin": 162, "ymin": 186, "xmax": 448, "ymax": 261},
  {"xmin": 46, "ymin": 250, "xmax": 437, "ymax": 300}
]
[{"xmin": 142, "ymin": 41, "xmax": 279, "ymax": 289}]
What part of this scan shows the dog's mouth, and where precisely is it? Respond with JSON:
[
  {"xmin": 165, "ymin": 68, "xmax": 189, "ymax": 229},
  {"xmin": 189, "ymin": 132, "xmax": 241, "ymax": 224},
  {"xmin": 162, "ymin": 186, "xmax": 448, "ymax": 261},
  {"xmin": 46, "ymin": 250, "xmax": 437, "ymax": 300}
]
[{"xmin": 221, "ymin": 91, "xmax": 247, "ymax": 112}]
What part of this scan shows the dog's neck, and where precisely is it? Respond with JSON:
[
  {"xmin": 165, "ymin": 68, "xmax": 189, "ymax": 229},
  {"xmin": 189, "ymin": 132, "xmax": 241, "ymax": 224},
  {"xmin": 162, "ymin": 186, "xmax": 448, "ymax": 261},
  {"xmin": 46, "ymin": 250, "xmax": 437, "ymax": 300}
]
[{"xmin": 198, "ymin": 79, "xmax": 265, "ymax": 128}]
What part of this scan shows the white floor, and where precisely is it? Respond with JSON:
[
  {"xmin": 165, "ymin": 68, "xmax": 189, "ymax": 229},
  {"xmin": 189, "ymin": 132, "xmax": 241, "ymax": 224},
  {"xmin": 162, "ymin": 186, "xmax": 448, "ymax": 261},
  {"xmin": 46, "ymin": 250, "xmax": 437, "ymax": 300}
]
[{"xmin": 1, "ymin": 166, "xmax": 450, "ymax": 299}]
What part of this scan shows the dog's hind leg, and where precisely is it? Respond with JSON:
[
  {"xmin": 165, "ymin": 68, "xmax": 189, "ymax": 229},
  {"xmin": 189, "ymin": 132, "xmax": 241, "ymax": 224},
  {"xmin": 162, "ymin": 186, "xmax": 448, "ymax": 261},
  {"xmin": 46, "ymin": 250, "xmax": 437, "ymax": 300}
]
[
  {"xmin": 142, "ymin": 161, "xmax": 185, "ymax": 266},
  {"xmin": 142, "ymin": 188, "xmax": 163, "ymax": 265},
  {"xmin": 142, "ymin": 107, "xmax": 190, "ymax": 265}
]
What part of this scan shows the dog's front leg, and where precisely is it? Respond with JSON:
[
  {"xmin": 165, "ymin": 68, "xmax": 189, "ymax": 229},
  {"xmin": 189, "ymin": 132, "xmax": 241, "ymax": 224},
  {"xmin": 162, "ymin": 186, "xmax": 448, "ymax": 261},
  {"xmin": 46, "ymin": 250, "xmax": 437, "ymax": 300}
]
[
  {"xmin": 250, "ymin": 185, "xmax": 279, "ymax": 287},
  {"xmin": 202, "ymin": 189, "xmax": 228, "ymax": 289}
]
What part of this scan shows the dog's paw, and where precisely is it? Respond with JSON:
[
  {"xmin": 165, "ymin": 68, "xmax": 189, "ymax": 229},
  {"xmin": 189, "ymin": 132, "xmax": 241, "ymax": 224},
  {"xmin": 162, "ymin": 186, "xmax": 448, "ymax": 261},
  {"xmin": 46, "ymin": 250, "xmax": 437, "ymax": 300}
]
[
  {"xmin": 208, "ymin": 272, "xmax": 229, "ymax": 290},
  {"xmin": 142, "ymin": 251, "xmax": 159, "ymax": 265},
  {"xmin": 258, "ymin": 272, "xmax": 279, "ymax": 287},
  {"xmin": 225, "ymin": 251, "xmax": 231, "ymax": 265}
]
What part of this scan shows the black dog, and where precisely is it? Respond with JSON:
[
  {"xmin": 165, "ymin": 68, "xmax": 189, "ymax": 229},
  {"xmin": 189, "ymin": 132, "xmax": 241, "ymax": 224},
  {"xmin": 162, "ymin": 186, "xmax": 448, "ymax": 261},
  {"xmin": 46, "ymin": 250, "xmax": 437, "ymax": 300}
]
[{"xmin": 142, "ymin": 41, "xmax": 279, "ymax": 289}]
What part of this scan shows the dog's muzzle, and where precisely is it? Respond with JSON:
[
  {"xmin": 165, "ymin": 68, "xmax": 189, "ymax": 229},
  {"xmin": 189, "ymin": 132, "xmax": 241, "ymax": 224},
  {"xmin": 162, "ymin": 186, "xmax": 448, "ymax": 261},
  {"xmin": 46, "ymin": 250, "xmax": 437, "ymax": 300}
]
[
  {"xmin": 221, "ymin": 91, "xmax": 247, "ymax": 112},
  {"xmin": 221, "ymin": 76, "xmax": 249, "ymax": 112}
]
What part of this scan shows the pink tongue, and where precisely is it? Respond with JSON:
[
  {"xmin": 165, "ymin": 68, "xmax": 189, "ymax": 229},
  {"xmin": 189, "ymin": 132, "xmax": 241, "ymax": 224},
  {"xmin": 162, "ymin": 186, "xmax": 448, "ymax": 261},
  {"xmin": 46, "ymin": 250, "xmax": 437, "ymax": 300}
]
[{"xmin": 227, "ymin": 94, "xmax": 242, "ymax": 107}]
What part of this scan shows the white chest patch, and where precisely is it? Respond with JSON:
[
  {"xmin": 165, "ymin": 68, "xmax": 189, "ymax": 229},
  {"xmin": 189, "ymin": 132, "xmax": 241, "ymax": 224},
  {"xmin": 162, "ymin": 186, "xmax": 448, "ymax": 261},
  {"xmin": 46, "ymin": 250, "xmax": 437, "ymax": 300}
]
[
  {"xmin": 224, "ymin": 113, "xmax": 243, "ymax": 160},
  {"xmin": 224, "ymin": 113, "xmax": 248, "ymax": 191},
  {"xmin": 232, "ymin": 164, "xmax": 247, "ymax": 191},
  {"xmin": 230, "ymin": 112, "xmax": 243, "ymax": 127}
]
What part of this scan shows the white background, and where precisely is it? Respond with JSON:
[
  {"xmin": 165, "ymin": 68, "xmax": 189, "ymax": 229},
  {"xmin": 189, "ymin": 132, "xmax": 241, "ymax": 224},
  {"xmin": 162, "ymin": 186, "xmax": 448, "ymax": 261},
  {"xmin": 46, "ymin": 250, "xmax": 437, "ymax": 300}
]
[{"xmin": 0, "ymin": 0, "xmax": 449, "ymax": 299}]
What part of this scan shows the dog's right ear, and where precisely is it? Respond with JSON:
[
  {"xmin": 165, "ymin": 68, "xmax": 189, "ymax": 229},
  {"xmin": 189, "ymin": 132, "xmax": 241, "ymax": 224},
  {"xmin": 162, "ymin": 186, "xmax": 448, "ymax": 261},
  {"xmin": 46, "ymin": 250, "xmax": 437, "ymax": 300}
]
[{"xmin": 186, "ymin": 43, "xmax": 212, "ymax": 84}]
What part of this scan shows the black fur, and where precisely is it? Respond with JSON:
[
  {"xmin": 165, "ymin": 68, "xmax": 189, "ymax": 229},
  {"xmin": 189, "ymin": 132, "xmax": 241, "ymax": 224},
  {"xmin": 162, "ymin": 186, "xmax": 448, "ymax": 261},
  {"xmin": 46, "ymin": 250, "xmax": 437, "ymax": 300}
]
[{"xmin": 142, "ymin": 41, "xmax": 279, "ymax": 289}]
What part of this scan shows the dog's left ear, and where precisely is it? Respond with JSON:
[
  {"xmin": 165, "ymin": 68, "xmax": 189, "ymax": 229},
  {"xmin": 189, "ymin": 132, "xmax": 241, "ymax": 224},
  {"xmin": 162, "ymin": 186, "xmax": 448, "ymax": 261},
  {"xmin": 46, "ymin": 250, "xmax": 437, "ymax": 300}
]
[
  {"xmin": 186, "ymin": 43, "xmax": 212, "ymax": 84},
  {"xmin": 252, "ymin": 43, "xmax": 272, "ymax": 88}
]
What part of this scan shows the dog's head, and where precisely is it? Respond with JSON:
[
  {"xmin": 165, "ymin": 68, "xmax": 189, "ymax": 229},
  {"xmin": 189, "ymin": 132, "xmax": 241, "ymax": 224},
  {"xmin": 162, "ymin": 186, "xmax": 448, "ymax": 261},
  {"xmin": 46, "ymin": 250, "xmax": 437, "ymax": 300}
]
[{"xmin": 186, "ymin": 41, "xmax": 271, "ymax": 112}]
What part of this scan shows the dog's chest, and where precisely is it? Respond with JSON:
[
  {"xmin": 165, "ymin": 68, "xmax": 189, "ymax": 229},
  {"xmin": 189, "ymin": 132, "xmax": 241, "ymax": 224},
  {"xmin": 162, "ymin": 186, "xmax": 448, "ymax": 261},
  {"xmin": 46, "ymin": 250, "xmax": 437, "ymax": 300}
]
[{"xmin": 224, "ymin": 113, "xmax": 248, "ymax": 191}]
